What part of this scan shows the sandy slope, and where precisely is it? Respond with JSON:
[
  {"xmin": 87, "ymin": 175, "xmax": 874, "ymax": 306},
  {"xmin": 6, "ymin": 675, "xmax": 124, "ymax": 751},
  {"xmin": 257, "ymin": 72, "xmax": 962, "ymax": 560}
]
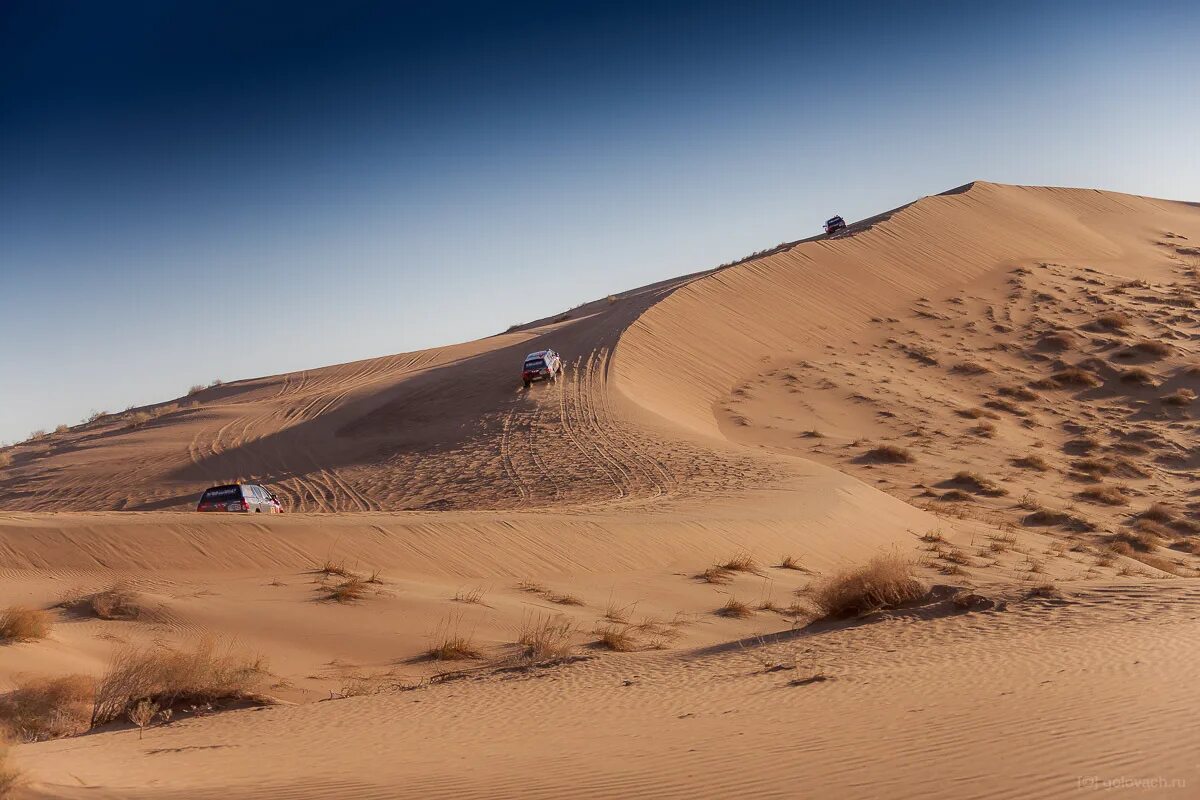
[{"xmin": 2, "ymin": 182, "xmax": 1199, "ymax": 798}]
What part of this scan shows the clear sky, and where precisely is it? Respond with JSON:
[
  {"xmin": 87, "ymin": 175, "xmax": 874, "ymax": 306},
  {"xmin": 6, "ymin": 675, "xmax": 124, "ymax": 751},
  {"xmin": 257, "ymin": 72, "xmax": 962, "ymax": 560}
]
[{"xmin": 2, "ymin": 0, "xmax": 1198, "ymax": 443}]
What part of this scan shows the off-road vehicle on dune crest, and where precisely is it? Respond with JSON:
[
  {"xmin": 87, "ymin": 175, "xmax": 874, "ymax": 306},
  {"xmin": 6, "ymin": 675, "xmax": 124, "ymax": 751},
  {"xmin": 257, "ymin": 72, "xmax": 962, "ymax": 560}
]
[
  {"xmin": 522, "ymin": 349, "xmax": 563, "ymax": 388},
  {"xmin": 824, "ymin": 215, "xmax": 847, "ymax": 236}
]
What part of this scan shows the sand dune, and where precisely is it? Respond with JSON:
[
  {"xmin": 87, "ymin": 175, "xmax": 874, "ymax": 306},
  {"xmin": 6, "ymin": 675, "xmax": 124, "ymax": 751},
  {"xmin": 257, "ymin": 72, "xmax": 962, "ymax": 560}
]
[{"xmin": 2, "ymin": 182, "xmax": 1199, "ymax": 798}]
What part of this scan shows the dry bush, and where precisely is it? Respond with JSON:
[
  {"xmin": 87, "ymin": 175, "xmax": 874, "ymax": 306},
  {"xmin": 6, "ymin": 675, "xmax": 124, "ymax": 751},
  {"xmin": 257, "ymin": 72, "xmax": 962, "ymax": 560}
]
[
  {"xmin": 1109, "ymin": 529, "xmax": 1162, "ymax": 553},
  {"xmin": 65, "ymin": 583, "xmax": 142, "ymax": 621},
  {"xmin": 187, "ymin": 384, "xmax": 206, "ymax": 396},
  {"xmin": 1141, "ymin": 503, "xmax": 1175, "ymax": 524},
  {"xmin": 951, "ymin": 361, "xmax": 991, "ymax": 375},
  {"xmin": 125, "ymin": 411, "xmax": 152, "ymax": 429},
  {"xmin": 0, "ymin": 675, "xmax": 94, "ymax": 742},
  {"xmin": 1037, "ymin": 332, "xmax": 1076, "ymax": 350},
  {"xmin": 1119, "ymin": 368, "xmax": 1157, "ymax": 386},
  {"xmin": 1128, "ymin": 340, "xmax": 1172, "ymax": 358},
  {"xmin": 939, "ymin": 489, "xmax": 974, "ymax": 502},
  {"xmin": 1012, "ymin": 454, "xmax": 1050, "ymax": 471},
  {"xmin": 998, "ymin": 385, "xmax": 1040, "ymax": 401},
  {"xmin": 54, "ymin": 424, "xmax": 70, "ymax": 435},
  {"xmin": 969, "ymin": 421, "xmax": 997, "ymax": 438},
  {"xmin": 91, "ymin": 640, "xmax": 267, "ymax": 726},
  {"xmin": 1089, "ymin": 312, "xmax": 1131, "ymax": 331},
  {"xmin": 322, "ymin": 577, "xmax": 367, "ymax": 603},
  {"xmin": 919, "ymin": 530, "xmax": 945, "ymax": 543},
  {"xmin": 1026, "ymin": 583, "xmax": 1062, "ymax": 599},
  {"xmin": 717, "ymin": 552, "xmax": 760, "ymax": 574},
  {"xmin": 939, "ymin": 548, "xmax": 970, "ymax": 566},
  {"xmin": 698, "ymin": 566, "xmax": 732, "ymax": 585},
  {"xmin": 1051, "ymin": 367, "xmax": 1101, "ymax": 388},
  {"xmin": 427, "ymin": 616, "xmax": 481, "ymax": 661},
  {"xmin": 808, "ymin": 553, "xmax": 925, "ymax": 619},
  {"xmin": 0, "ymin": 452, "xmax": 10, "ymax": 470},
  {"xmin": 1077, "ymin": 485, "xmax": 1130, "ymax": 506},
  {"xmin": 716, "ymin": 596, "xmax": 753, "ymax": 619},
  {"xmin": 956, "ymin": 407, "xmax": 999, "ymax": 420},
  {"xmin": 547, "ymin": 593, "xmax": 584, "ymax": 606},
  {"xmin": 317, "ymin": 559, "xmax": 353, "ymax": 578},
  {"xmin": 778, "ymin": 554, "xmax": 804, "ymax": 570},
  {"xmin": 1124, "ymin": 551, "xmax": 1180, "ymax": 575},
  {"xmin": 0, "ymin": 734, "xmax": 18, "ymax": 797},
  {"xmin": 594, "ymin": 624, "xmax": 638, "ymax": 652},
  {"xmin": 863, "ymin": 444, "xmax": 914, "ymax": 463},
  {"xmin": 0, "ymin": 607, "xmax": 52, "ymax": 643},
  {"xmin": 1023, "ymin": 506, "xmax": 1097, "ymax": 532},
  {"xmin": 516, "ymin": 579, "xmax": 547, "ymax": 594},
  {"xmin": 516, "ymin": 613, "xmax": 576, "ymax": 664},
  {"xmin": 1162, "ymin": 389, "xmax": 1196, "ymax": 406},
  {"xmin": 951, "ymin": 471, "xmax": 1008, "ymax": 496},
  {"xmin": 128, "ymin": 699, "xmax": 159, "ymax": 739},
  {"xmin": 603, "ymin": 598, "xmax": 635, "ymax": 623}
]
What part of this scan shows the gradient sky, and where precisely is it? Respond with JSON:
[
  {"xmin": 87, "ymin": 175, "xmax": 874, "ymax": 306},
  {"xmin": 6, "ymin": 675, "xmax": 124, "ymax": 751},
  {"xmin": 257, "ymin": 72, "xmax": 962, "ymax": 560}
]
[{"xmin": 2, "ymin": 0, "xmax": 1199, "ymax": 443}]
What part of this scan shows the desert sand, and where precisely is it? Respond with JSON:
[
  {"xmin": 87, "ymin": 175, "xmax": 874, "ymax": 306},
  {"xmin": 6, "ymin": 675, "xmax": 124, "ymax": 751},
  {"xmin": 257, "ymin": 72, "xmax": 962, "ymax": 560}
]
[{"xmin": 2, "ymin": 182, "xmax": 1198, "ymax": 798}]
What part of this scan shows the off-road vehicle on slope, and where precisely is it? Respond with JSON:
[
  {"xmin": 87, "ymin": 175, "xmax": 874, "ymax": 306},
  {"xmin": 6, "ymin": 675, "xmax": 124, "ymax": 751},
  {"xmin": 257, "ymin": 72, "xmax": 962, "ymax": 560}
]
[
  {"xmin": 522, "ymin": 349, "xmax": 563, "ymax": 388},
  {"xmin": 824, "ymin": 215, "xmax": 847, "ymax": 236}
]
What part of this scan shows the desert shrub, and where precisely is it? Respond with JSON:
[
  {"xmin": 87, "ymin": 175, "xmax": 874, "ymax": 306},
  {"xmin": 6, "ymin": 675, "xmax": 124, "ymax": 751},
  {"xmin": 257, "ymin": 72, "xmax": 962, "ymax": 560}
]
[
  {"xmin": 62, "ymin": 583, "xmax": 142, "ymax": 620},
  {"xmin": 1011, "ymin": 454, "xmax": 1050, "ymax": 471},
  {"xmin": 998, "ymin": 385, "xmax": 1039, "ymax": 401},
  {"xmin": 90, "ymin": 640, "xmax": 267, "ymax": 726},
  {"xmin": 0, "ymin": 734, "xmax": 18, "ymax": 797},
  {"xmin": 951, "ymin": 361, "xmax": 991, "ymax": 375},
  {"xmin": 0, "ymin": 607, "xmax": 52, "ymax": 643},
  {"xmin": 0, "ymin": 675, "xmax": 94, "ymax": 742},
  {"xmin": 716, "ymin": 596, "xmax": 753, "ymax": 619},
  {"xmin": 984, "ymin": 398, "xmax": 1025, "ymax": 416},
  {"xmin": 1051, "ymin": 367, "xmax": 1101, "ymax": 388},
  {"xmin": 322, "ymin": 577, "xmax": 367, "ymax": 603},
  {"xmin": 454, "ymin": 586, "xmax": 487, "ymax": 605},
  {"xmin": 1110, "ymin": 528, "xmax": 1163, "ymax": 552},
  {"xmin": 125, "ymin": 411, "xmax": 152, "ymax": 429},
  {"xmin": 1128, "ymin": 340, "xmax": 1172, "ymax": 358},
  {"xmin": 1026, "ymin": 583, "xmax": 1062, "ymax": 599},
  {"xmin": 594, "ymin": 624, "xmax": 638, "ymax": 652},
  {"xmin": 187, "ymin": 384, "xmax": 205, "ymax": 396},
  {"xmin": 970, "ymin": 421, "xmax": 997, "ymax": 438},
  {"xmin": 863, "ymin": 444, "xmax": 914, "ymax": 463},
  {"xmin": 1037, "ymin": 332, "xmax": 1076, "ymax": 350},
  {"xmin": 779, "ymin": 554, "xmax": 804, "ymax": 570},
  {"xmin": 516, "ymin": 613, "xmax": 576, "ymax": 664},
  {"xmin": 951, "ymin": 471, "xmax": 1008, "ymax": 496},
  {"xmin": 1077, "ymin": 485, "xmax": 1130, "ymax": 506},
  {"xmin": 1119, "ymin": 368, "xmax": 1157, "ymax": 386},
  {"xmin": 956, "ymin": 407, "xmax": 999, "ymax": 420},
  {"xmin": 1162, "ymin": 389, "xmax": 1196, "ymax": 406},
  {"xmin": 427, "ymin": 616, "xmax": 481, "ymax": 661},
  {"xmin": 717, "ymin": 552, "xmax": 759, "ymax": 574},
  {"xmin": 0, "ymin": 453, "xmax": 10, "ymax": 469},
  {"xmin": 1090, "ymin": 311, "xmax": 1131, "ymax": 330},
  {"xmin": 1023, "ymin": 507, "xmax": 1097, "ymax": 532},
  {"xmin": 939, "ymin": 489, "xmax": 974, "ymax": 502},
  {"xmin": 1141, "ymin": 503, "xmax": 1175, "ymax": 523},
  {"xmin": 808, "ymin": 553, "xmax": 925, "ymax": 619},
  {"xmin": 53, "ymin": 424, "xmax": 69, "ymax": 435}
]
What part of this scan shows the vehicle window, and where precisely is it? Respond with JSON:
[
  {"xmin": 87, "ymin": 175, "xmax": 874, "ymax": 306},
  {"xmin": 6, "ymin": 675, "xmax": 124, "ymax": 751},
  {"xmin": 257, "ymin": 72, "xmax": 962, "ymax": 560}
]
[
  {"xmin": 201, "ymin": 485, "xmax": 242, "ymax": 502},
  {"xmin": 524, "ymin": 359, "xmax": 546, "ymax": 370}
]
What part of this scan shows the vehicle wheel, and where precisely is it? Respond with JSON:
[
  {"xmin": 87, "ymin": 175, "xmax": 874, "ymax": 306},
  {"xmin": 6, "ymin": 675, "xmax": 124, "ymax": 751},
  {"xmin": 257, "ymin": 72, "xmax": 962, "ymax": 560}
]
[{"xmin": 523, "ymin": 380, "xmax": 531, "ymax": 389}]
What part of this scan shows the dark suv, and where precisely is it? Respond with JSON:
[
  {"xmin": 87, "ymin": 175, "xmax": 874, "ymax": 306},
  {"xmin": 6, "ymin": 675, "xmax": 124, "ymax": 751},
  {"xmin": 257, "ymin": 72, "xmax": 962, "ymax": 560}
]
[{"xmin": 196, "ymin": 483, "xmax": 282, "ymax": 513}]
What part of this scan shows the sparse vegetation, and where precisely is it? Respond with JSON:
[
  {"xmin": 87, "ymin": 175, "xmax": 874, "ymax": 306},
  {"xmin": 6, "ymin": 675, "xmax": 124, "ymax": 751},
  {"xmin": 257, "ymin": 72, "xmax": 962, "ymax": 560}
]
[
  {"xmin": 64, "ymin": 583, "xmax": 143, "ymax": 620},
  {"xmin": 808, "ymin": 553, "xmax": 925, "ymax": 619},
  {"xmin": 594, "ymin": 624, "xmax": 637, "ymax": 652},
  {"xmin": 516, "ymin": 613, "xmax": 576, "ymax": 664},
  {"xmin": 0, "ymin": 607, "xmax": 52, "ymax": 643},
  {"xmin": 716, "ymin": 596, "xmax": 753, "ymax": 619},
  {"xmin": 1090, "ymin": 311, "xmax": 1131, "ymax": 331},
  {"xmin": 951, "ymin": 361, "xmax": 991, "ymax": 375},
  {"xmin": 1077, "ymin": 484, "xmax": 1130, "ymax": 506},
  {"xmin": 322, "ymin": 576, "xmax": 367, "ymax": 603},
  {"xmin": 950, "ymin": 471, "xmax": 1008, "ymax": 496},
  {"xmin": 862, "ymin": 444, "xmax": 914, "ymax": 463},
  {"xmin": 969, "ymin": 421, "xmax": 997, "ymax": 437},
  {"xmin": 128, "ymin": 699, "xmax": 159, "ymax": 739},
  {"xmin": 1051, "ymin": 367, "xmax": 1101, "ymax": 388},
  {"xmin": 1011, "ymin": 454, "xmax": 1050, "ymax": 471},
  {"xmin": 453, "ymin": 587, "xmax": 487, "ymax": 605},
  {"xmin": 1119, "ymin": 368, "xmax": 1156, "ymax": 386},
  {"xmin": 0, "ymin": 675, "xmax": 94, "ymax": 742},
  {"xmin": 778, "ymin": 554, "xmax": 804, "ymax": 570},
  {"xmin": 426, "ymin": 615, "xmax": 481, "ymax": 661},
  {"xmin": 90, "ymin": 640, "xmax": 267, "ymax": 726}
]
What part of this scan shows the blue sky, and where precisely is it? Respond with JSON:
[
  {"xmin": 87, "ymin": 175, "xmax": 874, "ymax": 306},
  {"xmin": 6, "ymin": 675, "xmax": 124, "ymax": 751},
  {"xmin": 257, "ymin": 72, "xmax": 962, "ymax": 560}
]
[{"xmin": 2, "ymin": 0, "xmax": 1198, "ymax": 443}]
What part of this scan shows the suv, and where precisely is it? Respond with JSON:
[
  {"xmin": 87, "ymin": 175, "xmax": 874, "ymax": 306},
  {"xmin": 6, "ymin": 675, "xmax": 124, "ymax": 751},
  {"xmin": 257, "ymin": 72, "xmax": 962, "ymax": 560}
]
[
  {"xmin": 522, "ymin": 349, "xmax": 563, "ymax": 388},
  {"xmin": 196, "ymin": 483, "xmax": 282, "ymax": 513},
  {"xmin": 824, "ymin": 215, "xmax": 847, "ymax": 236}
]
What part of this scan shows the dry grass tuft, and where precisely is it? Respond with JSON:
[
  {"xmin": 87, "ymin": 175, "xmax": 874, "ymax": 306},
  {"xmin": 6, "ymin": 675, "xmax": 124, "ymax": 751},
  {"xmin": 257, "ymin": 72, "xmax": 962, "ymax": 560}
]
[
  {"xmin": 808, "ymin": 553, "xmax": 925, "ymax": 619},
  {"xmin": 1119, "ymin": 368, "xmax": 1157, "ymax": 386},
  {"xmin": 0, "ymin": 607, "xmax": 52, "ymax": 643},
  {"xmin": 778, "ymin": 554, "xmax": 805, "ymax": 570},
  {"xmin": 1162, "ymin": 389, "xmax": 1196, "ymax": 406},
  {"xmin": 1051, "ymin": 367, "xmax": 1102, "ymax": 388},
  {"xmin": 998, "ymin": 385, "xmax": 1040, "ymax": 401},
  {"xmin": 951, "ymin": 361, "xmax": 991, "ymax": 375},
  {"xmin": 1011, "ymin": 454, "xmax": 1050, "ymax": 471},
  {"xmin": 453, "ymin": 587, "xmax": 487, "ymax": 605},
  {"xmin": 951, "ymin": 471, "xmax": 1008, "ymax": 497},
  {"xmin": 322, "ymin": 577, "xmax": 368, "ymax": 604},
  {"xmin": 969, "ymin": 421, "xmax": 997, "ymax": 438},
  {"xmin": 716, "ymin": 596, "xmax": 753, "ymax": 619},
  {"xmin": 63, "ymin": 583, "xmax": 143, "ymax": 621},
  {"xmin": 317, "ymin": 559, "xmax": 353, "ymax": 578},
  {"xmin": 1141, "ymin": 503, "xmax": 1175, "ymax": 524},
  {"xmin": 1128, "ymin": 340, "xmax": 1172, "ymax": 358},
  {"xmin": 90, "ymin": 640, "xmax": 267, "ymax": 726},
  {"xmin": 956, "ymin": 407, "xmax": 999, "ymax": 420},
  {"xmin": 1089, "ymin": 311, "xmax": 1131, "ymax": 331},
  {"xmin": 1077, "ymin": 484, "xmax": 1130, "ymax": 506},
  {"xmin": 863, "ymin": 444, "xmax": 914, "ymax": 463},
  {"xmin": 516, "ymin": 613, "xmax": 576, "ymax": 664},
  {"xmin": 0, "ymin": 675, "xmax": 95, "ymax": 742},
  {"xmin": 547, "ymin": 593, "xmax": 584, "ymax": 606},
  {"xmin": 604, "ymin": 598, "xmax": 635, "ymax": 624},
  {"xmin": 427, "ymin": 616, "xmax": 481, "ymax": 661},
  {"xmin": 1026, "ymin": 583, "xmax": 1062, "ymax": 599},
  {"xmin": 698, "ymin": 566, "xmax": 732, "ymax": 584},
  {"xmin": 1109, "ymin": 529, "xmax": 1162, "ymax": 553},
  {"xmin": 717, "ymin": 552, "xmax": 760, "ymax": 574},
  {"xmin": 594, "ymin": 624, "xmax": 638, "ymax": 652}
]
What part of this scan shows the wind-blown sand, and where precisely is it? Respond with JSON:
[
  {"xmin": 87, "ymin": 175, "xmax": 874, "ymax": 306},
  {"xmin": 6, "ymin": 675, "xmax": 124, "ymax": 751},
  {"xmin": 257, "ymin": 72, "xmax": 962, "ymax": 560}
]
[{"xmin": 2, "ymin": 182, "xmax": 1198, "ymax": 798}]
